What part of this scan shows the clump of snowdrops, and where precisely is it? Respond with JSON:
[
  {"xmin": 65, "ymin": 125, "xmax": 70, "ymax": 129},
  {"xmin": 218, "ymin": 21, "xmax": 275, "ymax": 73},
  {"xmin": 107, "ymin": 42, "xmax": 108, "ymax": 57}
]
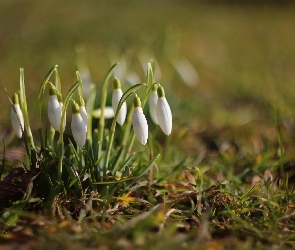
[{"xmin": 7, "ymin": 62, "xmax": 172, "ymax": 211}]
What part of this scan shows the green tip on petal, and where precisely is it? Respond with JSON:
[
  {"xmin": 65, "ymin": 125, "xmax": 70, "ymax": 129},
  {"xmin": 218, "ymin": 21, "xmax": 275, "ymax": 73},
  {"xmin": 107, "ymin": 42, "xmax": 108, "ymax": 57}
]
[
  {"xmin": 57, "ymin": 91, "xmax": 63, "ymax": 103},
  {"xmin": 157, "ymin": 86, "xmax": 165, "ymax": 98},
  {"xmin": 12, "ymin": 92, "xmax": 19, "ymax": 104},
  {"xmin": 72, "ymin": 102, "xmax": 80, "ymax": 114},
  {"xmin": 79, "ymin": 96, "xmax": 85, "ymax": 106},
  {"xmin": 151, "ymin": 83, "xmax": 158, "ymax": 91},
  {"xmin": 49, "ymin": 82, "xmax": 57, "ymax": 96},
  {"xmin": 134, "ymin": 95, "xmax": 142, "ymax": 108},
  {"xmin": 113, "ymin": 77, "xmax": 121, "ymax": 89}
]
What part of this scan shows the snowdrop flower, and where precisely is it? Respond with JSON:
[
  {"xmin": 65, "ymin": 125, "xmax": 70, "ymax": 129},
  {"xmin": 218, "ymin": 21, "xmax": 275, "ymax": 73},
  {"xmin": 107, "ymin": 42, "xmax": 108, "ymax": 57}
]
[
  {"xmin": 156, "ymin": 86, "xmax": 172, "ymax": 136},
  {"xmin": 48, "ymin": 83, "xmax": 62, "ymax": 131},
  {"xmin": 11, "ymin": 92, "xmax": 24, "ymax": 139},
  {"xmin": 132, "ymin": 95, "xmax": 148, "ymax": 145},
  {"xmin": 92, "ymin": 106, "xmax": 114, "ymax": 119},
  {"xmin": 148, "ymin": 84, "xmax": 158, "ymax": 125},
  {"xmin": 71, "ymin": 102, "xmax": 86, "ymax": 147},
  {"xmin": 78, "ymin": 96, "xmax": 88, "ymax": 131},
  {"xmin": 112, "ymin": 77, "xmax": 127, "ymax": 126}
]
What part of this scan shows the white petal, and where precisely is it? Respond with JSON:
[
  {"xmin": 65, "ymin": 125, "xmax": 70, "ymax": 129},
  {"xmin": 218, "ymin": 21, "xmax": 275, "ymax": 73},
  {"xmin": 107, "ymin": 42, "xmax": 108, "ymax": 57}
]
[
  {"xmin": 80, "ymin": 106, "xmax": 88, "ymax": 130},
  {"xmin": 132, "ymin": 107, "xmax": 148, "ymax": 145},
  {"xmin": 71, "ymin": 113, "xmax": 87, "ymax": 147},
  {"xmin": 48, "ymin": 95, "xmax": 62, "ymax": 131},
  {"xmin": 156, "ymin": 97, "xmax": 172, "ymax": 135},
  {"xmin": 148, "ymin": 91, "xmax": 158, "ymax": 125},
  {"xmin": 11, "ymin": 104, "xmax": 24, "ymax": 139},
  {"xmin": 92, "ymin": 107, "xmax": 115, "ymax": 119},
  {"xmin": 112, "ymin": 89, "xmax": 127, "ymax": 126}
]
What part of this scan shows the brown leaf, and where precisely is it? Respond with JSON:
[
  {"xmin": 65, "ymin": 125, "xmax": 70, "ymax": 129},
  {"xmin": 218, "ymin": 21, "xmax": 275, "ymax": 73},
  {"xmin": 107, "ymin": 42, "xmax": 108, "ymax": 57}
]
[{"xmin": 0, "ymin": 167, "xmax": 38, "ymax": 210}]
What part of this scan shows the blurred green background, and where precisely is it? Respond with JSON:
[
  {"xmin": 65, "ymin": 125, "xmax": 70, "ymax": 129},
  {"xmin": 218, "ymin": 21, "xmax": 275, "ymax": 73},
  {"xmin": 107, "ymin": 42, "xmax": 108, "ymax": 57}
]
[{"xmin": 1, "ymin": 0, "xmax": 295, "ymax": 136}]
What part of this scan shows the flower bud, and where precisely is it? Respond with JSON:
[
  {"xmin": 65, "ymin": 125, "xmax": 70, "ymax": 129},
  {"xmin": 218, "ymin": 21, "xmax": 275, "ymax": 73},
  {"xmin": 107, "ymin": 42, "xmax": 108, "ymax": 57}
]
[
  {"xmin": 112, "ymin": 77, "xmax": 127, "ymax": 126},
  {"xmin": 132, "ymin": 95, "xmax": 148, "ymax": 145},
  {"xmin": 156, "ymin": 86, "xmax": 172, "ymax": 135},
  {"xmin": 71, "ymin": 102, "xmax": 86, "ymax": 147},
  {"xmin": 92, "ymin": 106, "xmax": 114, "ymax": 119},
  {"xmin": 78, "ymin": 96, "xmax": 88, "ymax": 131},
  {"xmin": 48, "ymin": 83, "xmax": 62, "ymax": 131},
  {"xmin": 11, "ymin": 93, "xmax": 24, "ymax": 139}
]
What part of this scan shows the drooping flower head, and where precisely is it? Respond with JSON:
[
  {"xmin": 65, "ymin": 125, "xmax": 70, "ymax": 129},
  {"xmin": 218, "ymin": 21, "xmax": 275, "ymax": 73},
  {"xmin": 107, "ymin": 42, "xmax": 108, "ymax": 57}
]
[
  {"xmin": 148, "ymin": 84, "xmax": 158, "ymax": 125},
  {"xmin": 71, "ymin": 101, "xmax": 86, "ymax": 147},
  {"xmin": 92, "ymin": 106, "xmax": 114, "ymax": 119},
  {"xmin": 48, "ymin": 83, "xmax": 62, "ymax": 131},
  {"xmin": 156, "ymin": 86, "xmax": 172, "ymax": 136},
  {"xmin": 11, "ymin": 92, "xmax": 24, "ymax": 139},
  {"xmin": 78, "ymin": 95, "xmax": 88, "ymax": 130},
  {"xmin": 112, "ymin": 77, "xmax": 127, "ymax": 126},
  {"xmin": 132, "ymin": 95, "xmax": 148, "ymax": 145}
]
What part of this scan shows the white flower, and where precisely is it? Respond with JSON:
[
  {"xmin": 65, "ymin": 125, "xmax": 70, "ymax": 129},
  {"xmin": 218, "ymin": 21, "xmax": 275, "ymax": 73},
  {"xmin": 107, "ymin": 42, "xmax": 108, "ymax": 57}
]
[
  {"xmin": 71, "ymin": 102, "xmax": 86, "ymax": 147},
  {"xmin": 148, "ymin": 87, "xmax": 158, "ymax": 125},
  {"xmin": 92, "ymin": 106, "xmax": 114, "ymax": 119},
  {"xmin": 11, "ymin": 93, "xmax": 24, "ymax": 139},
  {"xmin": 132, "ymin": 95, "xmax": 148, "ymax": 145},
  {"xmin": 112, "ymin": 77, "xmax": 127, "ymax": 126},
  {"xmin": 156, "ymin": 86, "xmax": 172, "ymax": 136},
  {"xmin": 79, "ymin": 96, "xmax": 88, "ymax": 131},
  {"xmin": 48, "ymin": 84, "xmax": 62, "ymax": 131}
]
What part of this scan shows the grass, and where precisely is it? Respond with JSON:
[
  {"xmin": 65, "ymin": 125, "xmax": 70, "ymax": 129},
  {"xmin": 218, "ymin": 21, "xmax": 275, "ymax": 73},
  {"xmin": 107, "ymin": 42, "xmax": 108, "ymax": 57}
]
[{"xmin": 1, "ymin": 1, "xmax": 295, "ymax": 249}]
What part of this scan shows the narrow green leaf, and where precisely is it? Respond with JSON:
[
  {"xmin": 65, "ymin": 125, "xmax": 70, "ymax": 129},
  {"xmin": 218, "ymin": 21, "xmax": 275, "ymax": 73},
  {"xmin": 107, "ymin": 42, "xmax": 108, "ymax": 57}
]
[{"xmin": 98, "ymin": 63, "xmax": 118, "ymax": 157}]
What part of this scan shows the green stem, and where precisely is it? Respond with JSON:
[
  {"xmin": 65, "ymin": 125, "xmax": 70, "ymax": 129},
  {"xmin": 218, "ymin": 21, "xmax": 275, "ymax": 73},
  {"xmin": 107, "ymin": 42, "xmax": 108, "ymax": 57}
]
[
  {"xmin": 76, "ymin": 71, "xmax": 85, "ymax": 99},
  {"xmin": 49, "ymin": 126, "xmax": 55, "ymax": 147},
  {"xmin": 120, "ymin": 105, "xmax": 134, "ymax": 161},
  {"xmin": 55, "ymin": 67, "xmax": 62, "ymax": 93},
  {"xmin": 86, "ymin": 84, "xmax": 96, "ymax": 141},
  {"xmin": 98, "ymin": 63, "xmax": 118, "ymax": 158},
  {"xmin": 58, "ymin": 142, "xmax": 64, "ymax": 179},
  {"xmin": 57, "ymin": 80, "xmax": 80, "ymax": 179},
  {"xmin": 122, "ymin": 105, "xmax": 134, "ymax": 146},
  {"xmin": 123, "ymin": 133, "xmax": 135, "ymax": 163}
]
